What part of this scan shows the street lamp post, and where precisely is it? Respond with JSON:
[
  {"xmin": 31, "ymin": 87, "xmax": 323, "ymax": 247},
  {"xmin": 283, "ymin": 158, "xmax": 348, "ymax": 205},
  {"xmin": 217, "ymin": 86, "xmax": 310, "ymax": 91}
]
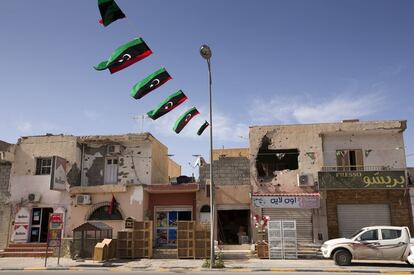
[{"xmin": 200, "ymin": 44, "xmax": 215, "ymax": 268}]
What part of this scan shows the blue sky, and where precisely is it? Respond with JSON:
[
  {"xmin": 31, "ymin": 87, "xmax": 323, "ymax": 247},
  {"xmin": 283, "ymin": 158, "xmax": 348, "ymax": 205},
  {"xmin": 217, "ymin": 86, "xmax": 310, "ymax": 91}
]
[{"xmin": 1, "ymin": 0, "xmax": 413, "ymax": 176}]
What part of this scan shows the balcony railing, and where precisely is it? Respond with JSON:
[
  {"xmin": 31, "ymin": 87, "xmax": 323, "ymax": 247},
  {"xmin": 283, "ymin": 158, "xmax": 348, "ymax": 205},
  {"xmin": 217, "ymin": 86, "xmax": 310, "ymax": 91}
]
[{"xmin": 321, "ymin": 165, "xmax": 401, "ymax": 172}]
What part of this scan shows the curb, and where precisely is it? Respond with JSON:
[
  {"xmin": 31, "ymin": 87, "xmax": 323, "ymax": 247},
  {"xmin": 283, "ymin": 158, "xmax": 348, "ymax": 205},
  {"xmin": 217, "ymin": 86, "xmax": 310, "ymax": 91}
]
[{"xmin": 1, "ymin": 266, "xmax": 413, "ymax": 273}]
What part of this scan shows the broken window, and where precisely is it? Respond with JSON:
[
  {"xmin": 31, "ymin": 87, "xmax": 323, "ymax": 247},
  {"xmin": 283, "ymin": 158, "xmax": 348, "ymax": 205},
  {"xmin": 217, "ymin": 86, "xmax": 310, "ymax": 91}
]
[{"xmin": 256, "ymin": 147, "xmax": 299, "ymax": 178}]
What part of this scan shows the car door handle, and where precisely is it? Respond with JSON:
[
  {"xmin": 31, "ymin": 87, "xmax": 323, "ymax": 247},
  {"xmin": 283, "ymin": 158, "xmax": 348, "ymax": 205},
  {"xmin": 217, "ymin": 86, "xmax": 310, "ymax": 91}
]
[{"xmin": 398, "ymin": 242, "xmax": 407, "ymax": 245}]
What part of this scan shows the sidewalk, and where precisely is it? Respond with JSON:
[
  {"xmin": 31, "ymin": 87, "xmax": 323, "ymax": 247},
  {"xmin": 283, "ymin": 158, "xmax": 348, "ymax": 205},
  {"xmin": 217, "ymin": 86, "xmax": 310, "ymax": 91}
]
[{"xmin": 0, "ymin": 257, "xmax": 413, "ymax": 273}]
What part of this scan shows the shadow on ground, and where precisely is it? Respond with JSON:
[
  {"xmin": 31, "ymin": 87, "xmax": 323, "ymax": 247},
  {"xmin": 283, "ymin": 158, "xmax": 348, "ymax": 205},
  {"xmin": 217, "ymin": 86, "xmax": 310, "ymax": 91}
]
[{"xmin": 351, "ymin": 262, "xmax": 412, "ymax": 268}]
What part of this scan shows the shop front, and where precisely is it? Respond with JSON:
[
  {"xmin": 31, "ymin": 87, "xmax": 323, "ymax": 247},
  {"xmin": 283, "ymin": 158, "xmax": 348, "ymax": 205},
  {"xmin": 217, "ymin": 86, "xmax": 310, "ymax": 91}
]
[
  {"xmin": 145, "ymin": 184, "xmax": 198, "ymax": 248},
  {"xmin": 252, "ymin": 193, "xmax": 320, "ymax": 244},
  {"xmin": 319, "ymin": 170, "xmax": 412, "ymax": 238},
  {"xmin": 11, "ymin": 206, "xmax": 66, "ymax": 243}
]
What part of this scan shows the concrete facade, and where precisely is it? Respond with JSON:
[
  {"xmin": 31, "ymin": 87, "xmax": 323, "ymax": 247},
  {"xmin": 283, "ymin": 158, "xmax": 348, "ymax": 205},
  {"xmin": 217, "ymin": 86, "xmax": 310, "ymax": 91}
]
[
  {"xmin": 212, "ymin": 148, "xmax": 249, "ymax": 160},
  {"xmin": 168, "ymin": 158, "xmax": 181, "ymax": 179},
  {"xmin": 5, "ymin": 132, "xmax": 171, "ymax": 247},
  {"xmin": 249, "ymin": 120, "xmax": 410, "ymax": 243},
  {"xmin": 69, "ymin": 133, "xmax": 169, "ymax": 237}
]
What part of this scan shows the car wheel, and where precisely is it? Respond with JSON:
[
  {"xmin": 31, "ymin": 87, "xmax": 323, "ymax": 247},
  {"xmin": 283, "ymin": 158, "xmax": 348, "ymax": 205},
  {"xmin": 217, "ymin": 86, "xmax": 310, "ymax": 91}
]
[{"xmin": 334, "ymin": 249, "xmax": 352, "ymax": 266}]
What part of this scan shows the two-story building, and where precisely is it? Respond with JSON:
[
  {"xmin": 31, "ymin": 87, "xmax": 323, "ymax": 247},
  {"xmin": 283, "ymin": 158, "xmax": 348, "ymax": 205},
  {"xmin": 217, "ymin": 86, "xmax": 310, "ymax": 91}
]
[
  {"xmin": 249, "ymin": 120, "xmax": 412, "ymax": 245},
  {"xmin": 4, "ymin": 132, "xmax": 183, "ymax": 251}
]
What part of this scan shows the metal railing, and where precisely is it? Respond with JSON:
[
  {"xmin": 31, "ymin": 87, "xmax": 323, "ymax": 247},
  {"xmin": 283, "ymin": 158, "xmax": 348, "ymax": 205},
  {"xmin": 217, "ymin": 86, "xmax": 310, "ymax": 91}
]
[{"xmin": 321, "ymin": 165, "xmax": 402, "ymax": 172}]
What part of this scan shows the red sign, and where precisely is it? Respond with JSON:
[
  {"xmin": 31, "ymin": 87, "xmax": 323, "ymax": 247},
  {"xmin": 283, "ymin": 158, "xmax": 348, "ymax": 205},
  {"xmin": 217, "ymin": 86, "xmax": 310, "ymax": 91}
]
[{"xmin": 50, "ymin": 213, "xmax": 62, "ymax": 223}]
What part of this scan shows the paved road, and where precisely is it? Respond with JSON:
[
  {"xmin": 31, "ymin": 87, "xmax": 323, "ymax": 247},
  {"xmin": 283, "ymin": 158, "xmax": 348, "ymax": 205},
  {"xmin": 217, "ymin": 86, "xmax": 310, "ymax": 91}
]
[{"xmin": 0, "ymin": 272, "xmax": 396, "ymax": 275}]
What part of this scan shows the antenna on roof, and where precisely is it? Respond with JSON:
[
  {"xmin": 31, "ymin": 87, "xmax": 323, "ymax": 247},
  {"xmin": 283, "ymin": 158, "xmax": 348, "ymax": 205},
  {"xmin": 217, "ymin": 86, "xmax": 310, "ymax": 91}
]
[{"xmin": 132, "ymin": 115, "xmax": 149, "ymax": 133}]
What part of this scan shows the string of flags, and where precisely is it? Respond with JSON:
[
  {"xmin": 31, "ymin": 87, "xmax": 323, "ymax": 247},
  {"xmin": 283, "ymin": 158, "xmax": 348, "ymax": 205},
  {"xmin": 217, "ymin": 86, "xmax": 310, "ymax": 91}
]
[{"xmin": 95, "ymin": 0, "xmax": 209, "ymax": 135}]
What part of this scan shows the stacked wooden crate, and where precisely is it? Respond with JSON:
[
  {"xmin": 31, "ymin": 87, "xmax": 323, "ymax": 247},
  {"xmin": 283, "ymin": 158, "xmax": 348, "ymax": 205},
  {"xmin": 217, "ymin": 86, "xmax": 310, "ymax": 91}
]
[
  {"xmin": 117, "ymin": 230, "xmax": 133, "ymax": 258},
  {"xmin": 133, "ymin": 221, "xmax": 153, "ymax": 258},
  {"xmin": 195, "ymin": 224, "xmax": 211, "ymax": 259},
  {"xmin": 117, "ymin": 221, "xmax": 153, "ymax": 259},
  {"xmin": 177, "ymin": 221, "xmax": 195, "ymax": 259}
]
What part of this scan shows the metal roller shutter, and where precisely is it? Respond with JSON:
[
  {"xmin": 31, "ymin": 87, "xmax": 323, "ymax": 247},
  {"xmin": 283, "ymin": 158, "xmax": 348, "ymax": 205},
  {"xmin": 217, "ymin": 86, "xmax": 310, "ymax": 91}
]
[
  {"xmin": 262, "ymin": 208, "xmax": 313, "ymax": 244},
  {"xmin": 337, "ymin": 204, "xmax": 391, "ymax": 238}
]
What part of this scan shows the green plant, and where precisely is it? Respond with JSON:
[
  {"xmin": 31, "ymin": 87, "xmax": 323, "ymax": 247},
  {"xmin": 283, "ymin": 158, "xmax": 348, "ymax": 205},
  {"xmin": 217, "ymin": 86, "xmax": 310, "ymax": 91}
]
[{"xmin": 201, "ymin": 252, "xmax": 225, "ymax": 269}]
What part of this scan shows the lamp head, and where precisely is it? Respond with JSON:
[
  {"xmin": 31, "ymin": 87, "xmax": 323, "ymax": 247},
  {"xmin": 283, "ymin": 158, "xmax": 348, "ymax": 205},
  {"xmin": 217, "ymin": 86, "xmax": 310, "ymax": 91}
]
[{"xmin": 200, "ymin": 44, "xmax": 212, "ymax": 60}]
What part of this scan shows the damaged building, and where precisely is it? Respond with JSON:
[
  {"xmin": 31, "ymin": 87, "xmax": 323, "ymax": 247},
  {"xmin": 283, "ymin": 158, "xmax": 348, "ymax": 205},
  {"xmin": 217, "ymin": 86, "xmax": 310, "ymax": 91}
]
[
  {"xmin": 1, "ymin": 132, "xmax": 185, "ymax": 256},
  {"xmin": 250, "ymin": 119, "xmax": 412, "ymax": 245}
]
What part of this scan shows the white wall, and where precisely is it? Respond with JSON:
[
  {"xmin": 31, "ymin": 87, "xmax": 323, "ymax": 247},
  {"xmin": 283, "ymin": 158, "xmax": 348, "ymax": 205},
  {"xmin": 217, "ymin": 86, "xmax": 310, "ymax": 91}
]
[{"xmin": 322, "ymin": 132, "xmax": 406, "ymax": 168}]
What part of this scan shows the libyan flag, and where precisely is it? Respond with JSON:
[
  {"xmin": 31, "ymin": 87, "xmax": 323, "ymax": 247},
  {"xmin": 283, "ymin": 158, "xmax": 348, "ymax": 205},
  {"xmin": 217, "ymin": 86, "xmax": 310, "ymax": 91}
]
[
  {"xmin": 107, "ymin": 194, "xmax": 117, "ymax": 215},
  {"xmin": 94, "ymin": 38, "xmax": 152, "ymax": 74},
  {"xmin": 173, "ymin": 107, "xmax": 199, "ymax": 134},
  {"xmin": 98, "ymin": 0, "xmax": 126, "ymax": 27},
  {"xmin": 197, "ymin": 120, "xmax": 209, "ymax": 136},
  {"xmin": 147, "ymin": 90, "xmax": 188, "ymax": 120},
  {"xmin": 131, "ymin": 68, "xmax": 172, "ymax": 99}
]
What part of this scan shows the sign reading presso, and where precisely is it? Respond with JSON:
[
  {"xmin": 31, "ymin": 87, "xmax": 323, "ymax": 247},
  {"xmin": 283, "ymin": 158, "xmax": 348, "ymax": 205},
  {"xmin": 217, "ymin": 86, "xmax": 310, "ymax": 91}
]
[
  {"xmin": 252, "ymin": 195, "xmax": 320, "ymax": 208},
  {"xmin": 318, "ymin": 170, "xmax": 406, "ymax": 189}
]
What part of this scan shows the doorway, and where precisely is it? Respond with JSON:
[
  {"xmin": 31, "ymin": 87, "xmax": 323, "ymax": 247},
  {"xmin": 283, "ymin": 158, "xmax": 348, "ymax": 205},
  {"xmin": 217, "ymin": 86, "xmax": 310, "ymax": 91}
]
[
  {"xmin": 30, "ymin": 208, "xmax": 53, "ymax": 243},
  {"xmin": 217, "ymin": 210, "xmax": 249, "ymax": 245}
]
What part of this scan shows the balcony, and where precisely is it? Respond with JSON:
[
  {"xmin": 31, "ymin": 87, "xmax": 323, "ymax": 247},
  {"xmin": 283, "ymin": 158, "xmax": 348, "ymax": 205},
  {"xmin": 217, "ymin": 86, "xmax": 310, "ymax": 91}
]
[{"xmin": 321, "ymin": 165, "xmax": 400, "ymax": 172}]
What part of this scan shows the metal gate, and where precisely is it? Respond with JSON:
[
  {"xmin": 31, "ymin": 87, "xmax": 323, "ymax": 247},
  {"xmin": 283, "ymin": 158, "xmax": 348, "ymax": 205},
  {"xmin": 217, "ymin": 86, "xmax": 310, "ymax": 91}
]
[
  {"xmin": 337, "ymin": 204, "xmax": 391, "ymax": 238},
  {"xmin": 267, "ymin": 220, "xmax": 297, "ymax": 259},
  {"xmin": 263, "ymin": 208, "xmax": 313, "ymax": 244}
]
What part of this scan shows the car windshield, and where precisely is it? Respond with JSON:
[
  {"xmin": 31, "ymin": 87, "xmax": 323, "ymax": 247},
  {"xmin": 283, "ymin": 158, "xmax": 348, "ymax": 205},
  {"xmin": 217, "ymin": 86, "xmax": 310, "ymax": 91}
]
[{"xmin": 349, "ymin": 229, "xmax": 365, "ymax": 239}]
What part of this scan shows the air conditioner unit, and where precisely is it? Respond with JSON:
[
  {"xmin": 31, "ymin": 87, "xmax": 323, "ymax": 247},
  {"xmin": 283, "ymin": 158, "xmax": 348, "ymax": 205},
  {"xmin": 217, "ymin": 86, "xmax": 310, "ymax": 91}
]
[
  {"xmin": 27, "ymin": 193, "xmax": 41, "ymax": 203},
  {"xmin": 107, "ymin": 145, "xmax": 121, "ymax": 154},
  {"xmin": 76, "ymin": 194, "xmax": 91, "ymax": 205},
  {"xmin": 297, "ymin": 174, "xmax": 314, "ymax": 186}
]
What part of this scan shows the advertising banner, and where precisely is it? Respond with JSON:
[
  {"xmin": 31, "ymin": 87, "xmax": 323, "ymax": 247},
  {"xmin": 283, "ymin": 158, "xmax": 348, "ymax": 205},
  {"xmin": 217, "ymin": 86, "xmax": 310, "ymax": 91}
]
[
  {"xmin": 252, "ymin": 195, "xmax": 320, "ymax": 208},
  {"xmin": 318, "ymin": 170, "xmax": 406, "ymax": 189}
]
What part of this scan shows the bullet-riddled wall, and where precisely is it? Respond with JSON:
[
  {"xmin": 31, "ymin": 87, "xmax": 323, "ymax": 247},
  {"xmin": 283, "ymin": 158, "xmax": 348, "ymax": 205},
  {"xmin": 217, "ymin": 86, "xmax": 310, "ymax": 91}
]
[{"xmin": 249, "ymin": 120, "xmax": 408, "ymax": 242}]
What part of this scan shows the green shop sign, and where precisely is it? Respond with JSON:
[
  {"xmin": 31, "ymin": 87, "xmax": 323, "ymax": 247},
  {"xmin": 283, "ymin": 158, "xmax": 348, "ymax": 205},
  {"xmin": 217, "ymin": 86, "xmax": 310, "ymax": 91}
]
[{"xmin": 318, "ymin": 170, "xmax": 406, "ymax": 189}]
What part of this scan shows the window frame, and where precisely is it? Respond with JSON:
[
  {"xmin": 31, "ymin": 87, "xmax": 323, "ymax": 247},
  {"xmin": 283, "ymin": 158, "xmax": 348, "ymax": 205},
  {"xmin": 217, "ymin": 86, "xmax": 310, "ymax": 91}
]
[
  {"xmin": 381, "ymin": 229, "xmax": 402, "ymax": 240},
  {"xmin": 336, "ymin": 149, "xmax": 364, "ymax": 171},
  {"xmin": 35, "ymin": 157, "xmax": 53, "ymax": 175}
]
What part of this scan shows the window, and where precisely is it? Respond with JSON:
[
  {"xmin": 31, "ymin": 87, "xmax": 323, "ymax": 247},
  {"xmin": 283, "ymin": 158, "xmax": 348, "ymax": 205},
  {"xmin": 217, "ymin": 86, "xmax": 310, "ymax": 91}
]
[
  {"xmin": 200, "ymin": 205, "xmax": 211, "ymax": 213},
  {"xmin": 381, "ymin": 229, "xmax": 401, "ymax": 240},
  {"xmin": 104, "ymin": 157, "xmax": 118, "ymax": 184},
  {"xmin": 359, "ymin": 229, "xmax": 378, "ymax": 241},
  {"xmin": 35, "ymin": 157, "xmax": 52, "ymax": 175},
  {"xmin": 88, "ymin": 205, "xmax": 123, "ymax": 220},
  {"xmin": 336, "ymin": 149, "xmax": 363, "ymax": 171}
]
